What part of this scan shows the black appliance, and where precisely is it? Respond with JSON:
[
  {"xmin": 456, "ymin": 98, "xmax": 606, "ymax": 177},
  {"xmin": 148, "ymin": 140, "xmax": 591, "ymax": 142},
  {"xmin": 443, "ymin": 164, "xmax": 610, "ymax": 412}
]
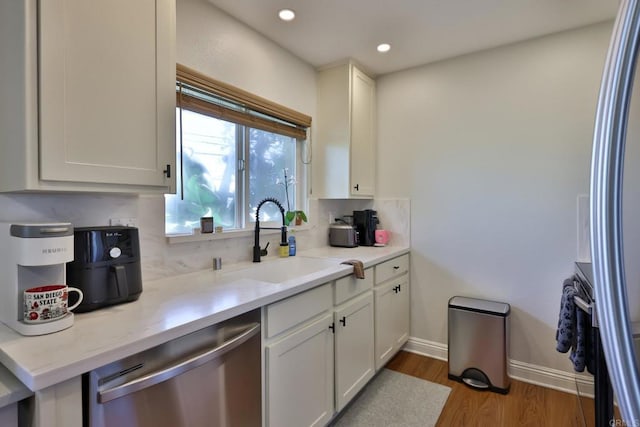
[
  {"xmin": 353, "ymin": 209, "xmax": 378, "ymax": 246},
  {"xmin": 66, "ymin": 226, "xmax": 142, "ymax": 312},
  {"xmin": 573, "ymin": 262, "xmax": 613, "ymax": 427}
]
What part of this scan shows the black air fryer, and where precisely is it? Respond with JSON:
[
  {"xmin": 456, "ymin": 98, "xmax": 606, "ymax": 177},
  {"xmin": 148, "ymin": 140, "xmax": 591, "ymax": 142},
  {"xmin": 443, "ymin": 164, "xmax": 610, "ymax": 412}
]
[
  {"xmin": 66, "ymin": 226, "xmax": 142, "ymax": 312},
  {"xmin": 353, "ymin": 209, "xmax": 378, "ymax": 246}
]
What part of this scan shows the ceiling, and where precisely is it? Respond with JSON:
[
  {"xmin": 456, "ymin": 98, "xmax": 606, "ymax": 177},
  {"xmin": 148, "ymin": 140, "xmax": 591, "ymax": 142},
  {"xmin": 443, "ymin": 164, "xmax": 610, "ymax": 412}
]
[{"xmin": 206, "ymin": 0, "xmax": 619, "ymax": 76}]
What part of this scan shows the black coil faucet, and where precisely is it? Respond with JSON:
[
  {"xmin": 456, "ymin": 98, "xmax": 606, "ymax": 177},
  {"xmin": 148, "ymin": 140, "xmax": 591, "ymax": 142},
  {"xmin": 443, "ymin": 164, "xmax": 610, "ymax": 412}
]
[{"xmin": 253, "ymin": 197, "xmax": 287, "ymax": 262}]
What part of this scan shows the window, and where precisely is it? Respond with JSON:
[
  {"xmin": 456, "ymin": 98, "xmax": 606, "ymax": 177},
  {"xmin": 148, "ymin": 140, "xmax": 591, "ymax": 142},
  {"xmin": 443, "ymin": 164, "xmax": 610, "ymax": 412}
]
[{"xmin": 165, "ymin": 65, "xmax": 311, "ymax": 235}]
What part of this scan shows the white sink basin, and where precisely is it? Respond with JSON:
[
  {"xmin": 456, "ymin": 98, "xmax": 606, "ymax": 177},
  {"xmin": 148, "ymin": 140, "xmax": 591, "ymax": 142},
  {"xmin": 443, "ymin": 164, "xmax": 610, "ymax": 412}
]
[{"xmin": 223, "ymin": 256, "xmax": 347, "ymax": 284}]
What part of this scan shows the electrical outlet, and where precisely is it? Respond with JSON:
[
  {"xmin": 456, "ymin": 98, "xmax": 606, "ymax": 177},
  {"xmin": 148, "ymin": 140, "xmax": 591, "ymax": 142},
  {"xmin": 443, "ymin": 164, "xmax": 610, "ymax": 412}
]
[{"xmin": 109, "ymin": 217, "xmax": 137, "ymax": 227}]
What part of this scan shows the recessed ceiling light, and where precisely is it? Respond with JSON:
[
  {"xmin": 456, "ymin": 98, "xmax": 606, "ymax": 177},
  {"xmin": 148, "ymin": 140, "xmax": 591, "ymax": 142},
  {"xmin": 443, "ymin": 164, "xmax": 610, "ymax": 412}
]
[
  {"xmin": 278, "ymin": 9, "xmax": 295, "ymax": 21},
  {"xmin": 377, "ymin": 43, "xmax": 391, "ymax": 53}
]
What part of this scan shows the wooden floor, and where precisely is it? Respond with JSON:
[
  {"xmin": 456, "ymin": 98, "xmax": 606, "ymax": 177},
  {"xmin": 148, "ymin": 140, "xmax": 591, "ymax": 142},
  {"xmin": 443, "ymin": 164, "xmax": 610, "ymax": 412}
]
[{"xmin": 385, "ymin": 351, "xmax": 612, "ymax": 427}]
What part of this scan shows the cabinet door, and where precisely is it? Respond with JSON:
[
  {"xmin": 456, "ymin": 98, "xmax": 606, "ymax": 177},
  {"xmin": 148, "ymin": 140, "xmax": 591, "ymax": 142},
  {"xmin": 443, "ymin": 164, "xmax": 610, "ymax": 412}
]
[
  {"xmin": 349, "ymin": 66, "xmax": 375, "ymax": 197},
  {"xmin": 374, "ymin": 276, "xmax": 410, "ymax": 371},
  {"xmin": 393, "ymin": 279, "xmax": 410, "ymax": 348},
  {"xmin": 39, "ymin": 0, "xmax": 175, "ymax": 190},
  {"xmin": 374, "ymin": 281, "xmax": 396, "ymax": 371},
  {"xmin": 334, "ymin": 292, "xmax": 375, "ymax": 411},
  {"xmin": 266, "ymin": 314, "xmax": 334, "ymax": 427}
]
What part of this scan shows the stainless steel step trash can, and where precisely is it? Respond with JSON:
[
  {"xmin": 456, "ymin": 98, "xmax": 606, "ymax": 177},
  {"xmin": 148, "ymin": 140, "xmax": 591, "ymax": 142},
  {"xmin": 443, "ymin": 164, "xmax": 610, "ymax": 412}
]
[{"xmin": 448, "ymin": 296, "xmax": 511, "ymax": 394}]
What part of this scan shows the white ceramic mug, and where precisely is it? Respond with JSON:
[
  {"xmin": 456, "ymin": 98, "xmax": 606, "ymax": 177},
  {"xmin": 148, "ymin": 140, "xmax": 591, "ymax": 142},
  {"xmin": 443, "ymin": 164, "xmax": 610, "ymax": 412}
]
[{"xmin": 23, "ymin": 285, "xmax": 83, "ymax": 323}]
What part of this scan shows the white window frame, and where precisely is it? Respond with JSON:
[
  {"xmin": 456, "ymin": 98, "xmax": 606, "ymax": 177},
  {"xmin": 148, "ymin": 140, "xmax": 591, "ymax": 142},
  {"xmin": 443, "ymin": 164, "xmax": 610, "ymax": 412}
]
[{"xmin": 167, "ymin": 64, "xmax": 311, "ymax": 238}]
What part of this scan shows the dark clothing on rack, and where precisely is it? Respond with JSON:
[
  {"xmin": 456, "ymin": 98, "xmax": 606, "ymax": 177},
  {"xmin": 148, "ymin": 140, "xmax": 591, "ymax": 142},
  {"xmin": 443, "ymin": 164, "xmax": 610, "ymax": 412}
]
[
  {"xmin": 556, "ymin": 278, "xmax": 577, "ymax": 353},
  {"xmin": 570, "ymin": 307, "xmax": 596, "ymax": 374},
  {"xmin": 556, "ymin": 276, "xmax": 595, "ymax": 374}
]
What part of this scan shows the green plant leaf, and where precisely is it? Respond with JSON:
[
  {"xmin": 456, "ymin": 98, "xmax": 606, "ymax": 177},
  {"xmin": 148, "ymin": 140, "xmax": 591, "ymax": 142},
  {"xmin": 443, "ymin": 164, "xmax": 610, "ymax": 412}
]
[
  {"xmin": 297, "ymin": 211, "xmax": 308, "ymax": 222},
  {"xmin": 285, "ymin": 211, "xmax": 296, "ymax": 226}
]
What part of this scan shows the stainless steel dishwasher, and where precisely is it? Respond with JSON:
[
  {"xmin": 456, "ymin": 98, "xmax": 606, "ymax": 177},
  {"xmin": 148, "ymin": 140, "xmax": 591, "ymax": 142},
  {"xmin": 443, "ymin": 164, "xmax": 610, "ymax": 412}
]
[{"xmin": 84, "ymin": 309, "xmax": 261, "ymax": 427}]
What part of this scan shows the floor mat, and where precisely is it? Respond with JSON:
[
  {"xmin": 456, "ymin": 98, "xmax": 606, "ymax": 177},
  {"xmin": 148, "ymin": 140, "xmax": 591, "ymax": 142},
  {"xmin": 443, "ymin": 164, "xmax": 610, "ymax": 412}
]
[{"xmin": 332, "ymin": 369, "xmax": 451, "ymax": 427}]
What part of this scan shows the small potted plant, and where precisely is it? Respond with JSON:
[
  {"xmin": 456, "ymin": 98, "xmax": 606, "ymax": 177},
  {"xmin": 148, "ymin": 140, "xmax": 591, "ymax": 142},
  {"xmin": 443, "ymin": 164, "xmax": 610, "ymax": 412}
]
[
  {"xmin": 280, "ymin": 168, "xmax": 308, "ymax": 226},
  {"xmin": 287, "ymin": 209, "xmax": 308, "ymax": 226}
]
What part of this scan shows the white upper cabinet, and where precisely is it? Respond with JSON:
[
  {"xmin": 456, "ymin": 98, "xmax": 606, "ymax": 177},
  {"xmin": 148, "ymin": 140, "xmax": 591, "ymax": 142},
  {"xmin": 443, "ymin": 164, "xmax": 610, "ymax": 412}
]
[
  {"xmin": 0, "ymin": 0, "xmax": 176, "ymax": 193},
  {"xmin": 315, "ymin": 62, "xmax": 376, "ymax": 198}
]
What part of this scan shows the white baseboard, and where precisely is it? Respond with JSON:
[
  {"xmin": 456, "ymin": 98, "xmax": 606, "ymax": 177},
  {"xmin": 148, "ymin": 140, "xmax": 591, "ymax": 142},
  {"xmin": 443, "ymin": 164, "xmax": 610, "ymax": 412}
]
[
  {"xmin": 403, "ymin": 336, "xmax": 594, "ymax": 397},
  {"xmin": 403, "ymin": 336, "xmax": 448, "ymax": 361}
]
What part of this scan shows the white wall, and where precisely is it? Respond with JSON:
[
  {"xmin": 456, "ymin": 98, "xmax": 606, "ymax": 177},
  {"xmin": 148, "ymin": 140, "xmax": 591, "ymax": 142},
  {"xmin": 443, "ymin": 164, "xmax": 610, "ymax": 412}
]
[
  {"xmin": 177, "ymin": 0, "xmax": 315, "ymax": 116},
  {"xmin": 377, "ymin": 22, "xmax": 614, "ymax": 371}
]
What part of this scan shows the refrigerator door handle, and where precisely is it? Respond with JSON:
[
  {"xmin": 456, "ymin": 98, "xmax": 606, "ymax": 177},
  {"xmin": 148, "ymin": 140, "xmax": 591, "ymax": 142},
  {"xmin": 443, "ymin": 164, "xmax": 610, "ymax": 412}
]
[{"xmin": 591, "ymin": 0, "xmax": 640, "ymax": 423}]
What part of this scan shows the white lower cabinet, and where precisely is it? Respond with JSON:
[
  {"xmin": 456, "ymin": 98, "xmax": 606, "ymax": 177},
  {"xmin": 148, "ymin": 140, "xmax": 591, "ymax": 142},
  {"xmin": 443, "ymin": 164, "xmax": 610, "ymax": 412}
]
[
  {"xmin": 393, "ymin": 280, "xmax": 410, "ymax": 348},
  {"xmin": 374, "ymin": 274, "xmax": 410, "ymax": 371},
  {"xmin": 266, "ymin": 313, "xmax": 335, "ymax": 427},
  {"xmin": 334, "ymin": 292, "xmax": 375, "ymax": 412},
  {"xmin": 264, "ymin": 269, "xmax": 377, "ymax": 427}
]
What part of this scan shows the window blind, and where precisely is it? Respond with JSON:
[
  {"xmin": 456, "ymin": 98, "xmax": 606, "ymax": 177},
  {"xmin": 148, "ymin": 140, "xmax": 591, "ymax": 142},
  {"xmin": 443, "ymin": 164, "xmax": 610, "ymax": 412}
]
[{"xmin": 176, "ymin": 64, "xmax": 311, "ymax": 139}]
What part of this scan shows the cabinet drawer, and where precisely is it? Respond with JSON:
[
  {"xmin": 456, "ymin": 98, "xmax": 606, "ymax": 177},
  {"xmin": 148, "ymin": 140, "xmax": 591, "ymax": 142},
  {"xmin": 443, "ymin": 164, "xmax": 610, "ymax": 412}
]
[
  {"xmin": 266, "ymin": 283, "xmax": 332, "ymax": 338},
  {"xmin": 375, "ymin": 254, "xmax": 409, "ymax": 284},
  {"xmin": 334, "ymin": 269, "xmax": 373, "ymax": 305}
]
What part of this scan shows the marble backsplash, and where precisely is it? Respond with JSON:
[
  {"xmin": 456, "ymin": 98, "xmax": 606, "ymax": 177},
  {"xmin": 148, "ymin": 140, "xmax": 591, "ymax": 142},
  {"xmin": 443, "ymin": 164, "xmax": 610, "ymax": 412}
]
[{"xmin": 0, "ymin": 193, "xmax": 410, "ymax": 281}]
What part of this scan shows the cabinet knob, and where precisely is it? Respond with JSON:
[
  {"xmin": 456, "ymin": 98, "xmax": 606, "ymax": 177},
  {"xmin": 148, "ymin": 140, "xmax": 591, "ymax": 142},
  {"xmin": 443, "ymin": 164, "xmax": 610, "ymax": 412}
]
[
  {"xmin": 353, "ymin": 184, "xmax": 359, "ymax": 191},
  {"xmin": 329, "ymin": 323, "xmax": 335, "ymax": 333},
  {"xmin": 339, "ymin": 316, "xmax": 346, "ymax": 327},
  {"xmin": 393, "ymin": 266, "xmax": 400, "ymax": 270},
  {"xmin": 163, "ymin": 164, "xmax": 171, "ymax": 178}
]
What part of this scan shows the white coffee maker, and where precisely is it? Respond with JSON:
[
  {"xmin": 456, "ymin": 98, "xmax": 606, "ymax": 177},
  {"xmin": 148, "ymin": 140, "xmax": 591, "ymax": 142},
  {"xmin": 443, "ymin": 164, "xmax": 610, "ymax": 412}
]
[{"xmin": 0, "ymin": 222, "xmax": 75, "ymax": 335}]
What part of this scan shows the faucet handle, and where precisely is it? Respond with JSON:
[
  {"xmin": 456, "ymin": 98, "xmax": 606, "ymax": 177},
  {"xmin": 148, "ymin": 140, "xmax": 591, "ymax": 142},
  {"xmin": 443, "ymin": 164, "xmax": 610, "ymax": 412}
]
[{"xmin": 260, "ymin": 241, "xmax": 270, "ymax": 257}]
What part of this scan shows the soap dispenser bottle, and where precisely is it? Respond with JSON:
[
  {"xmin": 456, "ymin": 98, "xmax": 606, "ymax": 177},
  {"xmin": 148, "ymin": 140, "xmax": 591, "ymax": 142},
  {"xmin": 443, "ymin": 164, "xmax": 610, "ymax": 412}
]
[{"xmin": 288, "ymin": 235, "xmax": 296, "ymax": 256}]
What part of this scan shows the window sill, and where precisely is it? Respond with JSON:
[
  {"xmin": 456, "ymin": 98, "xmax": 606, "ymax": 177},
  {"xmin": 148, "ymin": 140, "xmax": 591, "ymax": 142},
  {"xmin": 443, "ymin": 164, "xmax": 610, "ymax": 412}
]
[{"xmin": 166, "ymin": 224, "xmax": 310, "ymax": 245}]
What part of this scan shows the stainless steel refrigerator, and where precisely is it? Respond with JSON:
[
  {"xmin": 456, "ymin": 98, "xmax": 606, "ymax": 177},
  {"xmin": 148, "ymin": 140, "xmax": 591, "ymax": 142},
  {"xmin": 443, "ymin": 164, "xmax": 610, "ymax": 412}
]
[{"xmin": 591, "ymin": 0, "xmax": 640, "ymax": 423}]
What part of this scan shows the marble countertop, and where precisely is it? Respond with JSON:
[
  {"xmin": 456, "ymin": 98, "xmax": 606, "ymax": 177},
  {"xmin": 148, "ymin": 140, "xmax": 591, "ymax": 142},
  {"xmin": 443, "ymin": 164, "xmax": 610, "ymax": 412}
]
[
  {"xmin": 0, "ymin": 364, "xmax": 32, "ymax": 408},
  {"xmin": 0, "ymin": 245, "xmax": 409, "ymax": 394}
]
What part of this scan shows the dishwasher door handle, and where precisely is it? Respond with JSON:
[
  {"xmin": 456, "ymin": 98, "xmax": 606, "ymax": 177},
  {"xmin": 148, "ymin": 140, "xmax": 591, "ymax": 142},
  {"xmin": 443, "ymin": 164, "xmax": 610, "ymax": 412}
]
[{"xmin": 98, "ymin": 322, "xmax": 261, "ymax": 403}]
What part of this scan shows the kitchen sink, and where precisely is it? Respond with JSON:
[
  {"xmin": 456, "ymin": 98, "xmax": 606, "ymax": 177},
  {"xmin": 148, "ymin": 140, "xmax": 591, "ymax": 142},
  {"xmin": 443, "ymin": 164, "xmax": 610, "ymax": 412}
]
[{"xmin": 223, "ymin": 256, "xmax": 347, "ymax": 284}]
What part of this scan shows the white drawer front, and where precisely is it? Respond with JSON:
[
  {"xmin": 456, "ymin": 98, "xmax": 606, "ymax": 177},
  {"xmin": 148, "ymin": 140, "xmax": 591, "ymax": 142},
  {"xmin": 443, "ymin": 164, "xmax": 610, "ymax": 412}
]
[
  {"xmin": 375, "ymin": 254, "xmax": 409, "ymax": 284},
  {"xmin": 334, "ymin": 269, "xmax": 373, "ymax": 305},
  {"xmin": 266, "ymin": 283, "xmax": 332, "ymax": 338}
]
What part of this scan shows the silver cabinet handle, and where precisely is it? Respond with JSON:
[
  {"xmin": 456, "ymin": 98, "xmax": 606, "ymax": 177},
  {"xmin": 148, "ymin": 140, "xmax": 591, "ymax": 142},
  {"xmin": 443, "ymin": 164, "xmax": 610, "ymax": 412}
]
[
  {"xmin": 591, "ymin": 0, "xmax": 640, "ymax": 423},
  {"xmin": 98, "ymin": 323, "xmax": 260, "ymax": 403}
]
